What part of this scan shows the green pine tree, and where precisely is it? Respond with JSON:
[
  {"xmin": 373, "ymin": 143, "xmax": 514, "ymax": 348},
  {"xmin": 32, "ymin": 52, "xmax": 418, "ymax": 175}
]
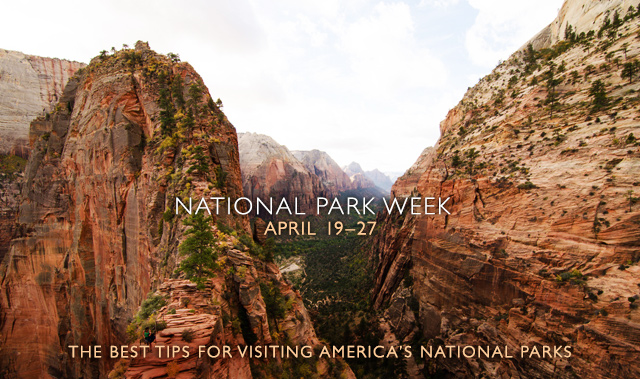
[
  {"xmin": 621, "ymin": 60, "xmax": 639, "ymax": 83},
  {"xmin": 589, "ymin": 80, "xmax": 608, "ymax": 112},
  {"xmin": 177, "ymin": 213, "xmax": 218, "ymax": 289}
]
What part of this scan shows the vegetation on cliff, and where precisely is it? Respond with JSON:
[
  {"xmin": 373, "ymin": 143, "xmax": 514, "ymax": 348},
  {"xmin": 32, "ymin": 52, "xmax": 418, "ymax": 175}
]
[
  {"xmin": 371, "ymin": 4, "xmax": 640, "ymax": 378},
  {"xmin": 177, "ymin": 213, "xmax": 219, "ymax": 289},
  {"xmin": 0, "ymin": 153, "xmax": 26, "ymax": 179}
]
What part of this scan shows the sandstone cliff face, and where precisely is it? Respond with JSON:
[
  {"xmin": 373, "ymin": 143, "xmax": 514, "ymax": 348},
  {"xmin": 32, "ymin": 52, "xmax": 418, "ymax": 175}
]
[
  {"xmin": 292, "ymin": 149, "xmax": 353, "ymax": 193},
  {"xmin": 0, "ymin": 170, "xmax": 22, "ymax": 263},
  {"xmin": 0, "ymin": 49, "xmax": 84, "ymax": 157},
  {"xmin": 0, "ymin": 48, "xmax": 80, "ymax": 276},
  {"xmin": 372, "ymin": 3, "xmax": 640, "ymax": 378},
  {"xmin": 528, "ymin": 0, "xmax": 637, "ymax": 49},
  {"xmin": 0, "ymin": 42, "xmax": 342, "ymax": 379},
  {"xmin": 119, "ymin": 249, "xmax": 350, "ymax": 378},
  {"xmin": 238, "ymin": 133, "xmax": 332, "ymax": 214},
  {"xmin": 390, "ymin": 147, "xmax": 434, "ymax": 199}
]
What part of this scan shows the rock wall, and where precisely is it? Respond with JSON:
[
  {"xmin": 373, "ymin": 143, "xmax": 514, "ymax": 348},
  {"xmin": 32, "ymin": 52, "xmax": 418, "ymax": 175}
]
[
  {"xmin": 528, "ymin": 0, "xmax": 637, "ymax": 49},
  {"xmin": 238, "ymin": 133, "xmax": 333, "ymax": 214},
  {"xmin": 0, "ymin": 42, "xmax": 249, "ymax": 378},
  {"xmin": 0, "ymin": 173, "xmax": 21, "ymax": 263},
  {"xmin": 371, "ymin": 2, "xmax": 640, "ymax": 378},
  {"xmin": 0, "ymin": 49, "xmax": 84, "ymax": 157},
  {"xmin": 292, "ymin": 149, "xmax": 353, "ymax": 194},
  {"xmin": 119, "ymin": 249, "xmax": 352, "ymax": 378}
]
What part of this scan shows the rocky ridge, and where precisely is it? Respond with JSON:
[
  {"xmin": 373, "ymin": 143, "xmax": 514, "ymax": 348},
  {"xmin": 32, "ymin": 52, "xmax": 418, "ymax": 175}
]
[
  {"xmin": 371, "ymin": 1, "xmax": 640, "ymax": 378},
  {"xmin": 529, "ymin": 0, "xmax": 638, "ymax": 49},
  {"xmin": 117, "ymin": 247, "xmax": 350, "ymax": 378},
  {"xmin": 0, "ymin": 42, "xmax": 349, "ymax": 379}
]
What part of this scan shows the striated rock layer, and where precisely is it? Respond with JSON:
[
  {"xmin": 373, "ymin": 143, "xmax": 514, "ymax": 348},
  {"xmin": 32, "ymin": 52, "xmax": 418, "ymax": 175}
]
[
  {"xmin": 0, "ymin": 48, "xmax": 84, "ymax": 157},
  {"xmin": 0, "ymin": 42, "xmax": 347, "ymax": 379},
  {"xmin": 528, "ymin": 0, "xmax": 638, "ymax": 49},
  {"xmin": 119, "ymin": 250, "xmax": 351, "ymax": 379},
  {"xmin": 371, "ymin": 1, "xmax": 640, "ymax": 378},
  {"xmin": 0, "ymin": 172, "xmax": 22, "ymax": 263}
]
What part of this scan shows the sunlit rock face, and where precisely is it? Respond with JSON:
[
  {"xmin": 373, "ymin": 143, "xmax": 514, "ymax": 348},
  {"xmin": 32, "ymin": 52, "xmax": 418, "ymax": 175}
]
[
  {"xmin": 370, "ymin": 1, "xmax": 640, "ymax": 377},
  {"xmin": 0, "ymin": 41, "xmax": 353, "ymax": 379},
  {"xmin": 0, "ymin": 42, "xmax": 248, "ymax": 378}
]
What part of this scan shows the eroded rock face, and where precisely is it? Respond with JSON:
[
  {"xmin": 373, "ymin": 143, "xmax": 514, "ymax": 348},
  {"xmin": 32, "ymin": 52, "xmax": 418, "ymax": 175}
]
[
  {"xmin": 0, "ymin": 48, "xmax": 84, "ymax": 157},
  {"xmin": 292, "ymin": 149, "xmax": 353, "ymax": 194},
  {"xmin": 528, "ymin": 0, "xmax": 637, "ymax": 49},
  {"xmin": 0, "ymin": 173, "xmax": 21, "ymax": 262},
  {"xmin": 238, "ymin": 133, "xmax": 334, "ymax": 214},
  {"xmin": 0, "ymin": 42, "xmax": 248, "ymax": 378},
  {"xmin": 119, "ymin": 249, "xmax": 352, "ymax": 378},
  {"xmin": 371, "ymin": 2, "xmax": 640, "ymax": 378},
  {"xmin": 0, "ymin": 50, "xmax": 82, "ymax": 262}
]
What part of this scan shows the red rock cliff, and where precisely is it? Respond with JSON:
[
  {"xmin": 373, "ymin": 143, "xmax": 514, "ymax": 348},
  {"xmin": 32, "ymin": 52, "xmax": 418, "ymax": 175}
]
[
  {"xmin": 371, "ymin": 2, "xmax": 640, "ymax": 378},
  {"xmin": 0, "ymin": 42, "xmax": 349, "ymax": 379},
  {"xmin": 238, "ymin": 132, "xmax": 332, "ymax": 214}
]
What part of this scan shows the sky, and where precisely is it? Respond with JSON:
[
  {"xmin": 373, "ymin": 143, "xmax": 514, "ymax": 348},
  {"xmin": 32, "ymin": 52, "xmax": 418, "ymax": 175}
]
[{"xmin": 1, "ymin": 0, "xmax": 563, "ymax": 173}]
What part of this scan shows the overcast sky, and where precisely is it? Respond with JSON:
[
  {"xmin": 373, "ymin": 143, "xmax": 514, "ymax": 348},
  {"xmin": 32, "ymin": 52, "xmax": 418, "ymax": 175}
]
[{"xmin": 2, "ymin": 0, "xmax": 563, "ymax": 173}]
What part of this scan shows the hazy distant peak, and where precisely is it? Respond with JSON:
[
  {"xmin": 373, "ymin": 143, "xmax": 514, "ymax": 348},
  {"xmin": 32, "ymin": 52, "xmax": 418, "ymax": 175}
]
[
  {"xmin": 237, "ymin": 132, "xmax": 303, "ymax": 175},
  {"xmin": 343, "ymin": 161, "xmax": 365, "ymax": 176}
]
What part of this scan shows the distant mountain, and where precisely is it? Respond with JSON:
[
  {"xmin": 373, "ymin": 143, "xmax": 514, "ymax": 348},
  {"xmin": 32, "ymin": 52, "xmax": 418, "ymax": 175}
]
[
  {"xmin": 238, "ymin": 135, "xmax": 387, "ymax": 209},
  {"xmin": 343, "ymin": 161, "xmax": 366, "ymax": 177},
  {"xmin": 292, "ymin": 149, "xmax": 352, "ymax": 193},
  {"xmin": 384, "ymin": 171, "xmax": 404, "ymax": 183},
  {"xmin": 364, "ymin": 169, "xmax": 393, "ymax": 192},
  {"xmin": 238, "ymin": 132, "xmax": 325, "ymax": 213},
  {"xmin": 343, "ymin": 161, "xmax": 393, "ymax": 193}
]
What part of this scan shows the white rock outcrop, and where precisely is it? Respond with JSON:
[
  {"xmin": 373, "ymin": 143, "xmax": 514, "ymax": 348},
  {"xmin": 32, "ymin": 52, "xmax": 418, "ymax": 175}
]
[
  {"xmin": 0, "ymin": 49, "xmax": 84, "ymax": 156},
  {"xmin": 527, "ymin": 0, "xmax": 638, "ymax": 49}
]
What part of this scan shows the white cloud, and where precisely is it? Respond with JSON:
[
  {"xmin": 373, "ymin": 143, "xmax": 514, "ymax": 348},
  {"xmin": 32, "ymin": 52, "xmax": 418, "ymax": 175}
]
[
  {"xmin": 0, "ymin": 0, "xmax": 565, "ymax": 173},
  {"xmin": 419, "ymin": 0, "xmax": 461, "ymax": 8},
  {"xmin": 465, "ymin": 0, "xmax": 563, "ymax": 67},
  {"xmin": 221, "ymin": 0, "xmax": 452, "ymax": 172},
  {"xmin": 339, "ymin": 2, "xmax": 448, "ymax": 97}
]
